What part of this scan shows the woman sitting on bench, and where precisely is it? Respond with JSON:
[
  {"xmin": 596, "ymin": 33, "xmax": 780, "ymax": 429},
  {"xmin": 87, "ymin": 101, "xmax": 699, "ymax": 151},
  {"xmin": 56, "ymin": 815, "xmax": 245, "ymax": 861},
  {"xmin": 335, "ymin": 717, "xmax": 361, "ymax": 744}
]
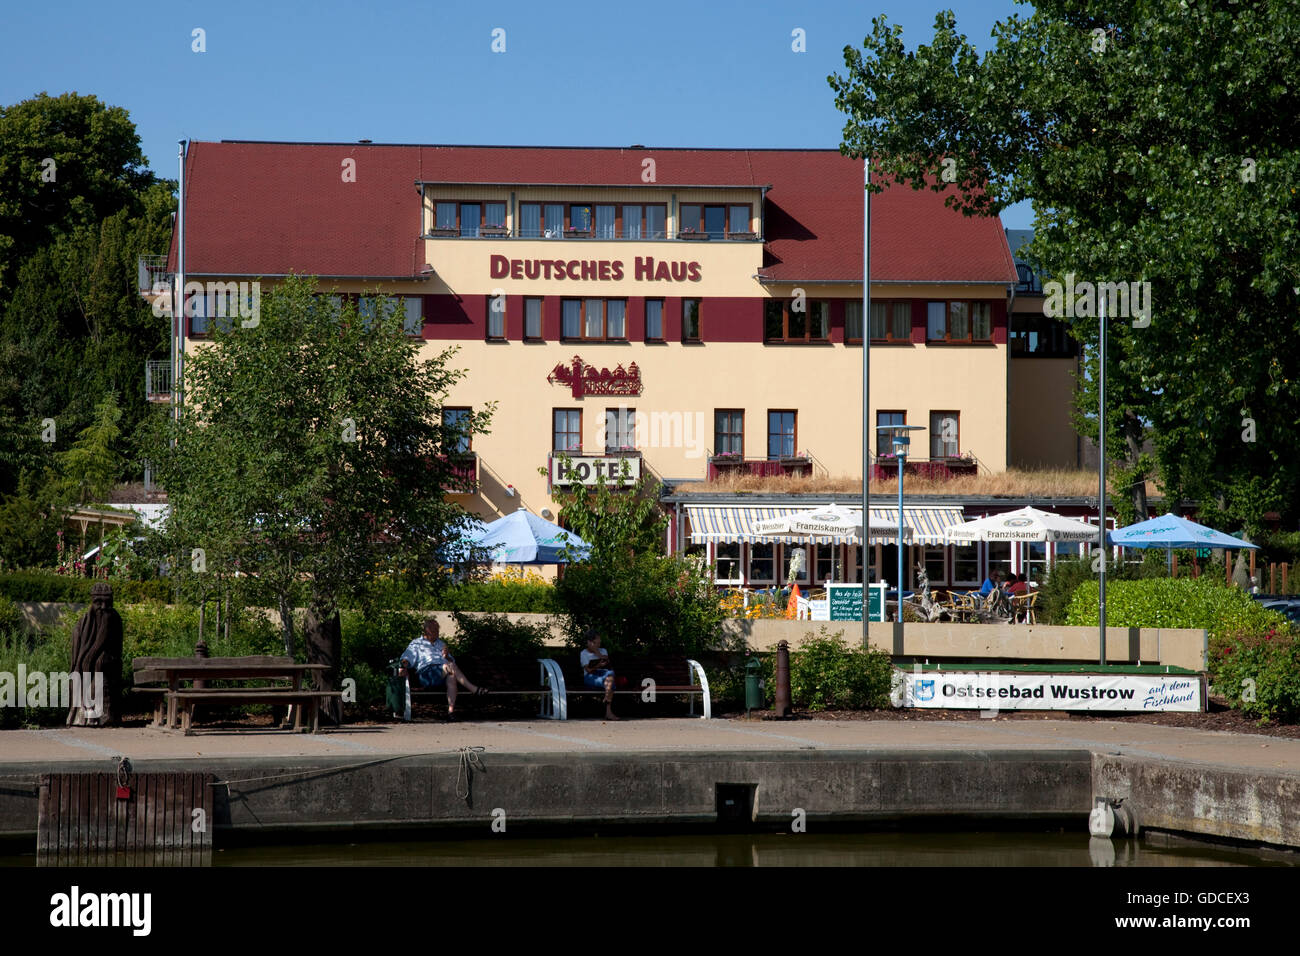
[
  {"xmin": 580, "ymin": 630, "xmax": 619, "ymax": 721},
  {"xmin": 398, "ymin": 619, "xmax": 488, "ymax": 721}
]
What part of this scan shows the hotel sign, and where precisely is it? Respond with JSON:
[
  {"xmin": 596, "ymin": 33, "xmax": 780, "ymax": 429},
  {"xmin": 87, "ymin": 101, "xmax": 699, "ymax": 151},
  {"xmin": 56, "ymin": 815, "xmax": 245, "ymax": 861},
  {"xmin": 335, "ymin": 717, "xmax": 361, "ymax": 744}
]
[
  {"xmin": 550, "ymin": 455, "xmax": 641, "ymax": 488},
  {"xmin": 490, "ymin": 254, "xmax": 701, "ymax": 282},
  {"xmin": 548, "ymin": 355, "xmax": 642, "ymax": 399}
]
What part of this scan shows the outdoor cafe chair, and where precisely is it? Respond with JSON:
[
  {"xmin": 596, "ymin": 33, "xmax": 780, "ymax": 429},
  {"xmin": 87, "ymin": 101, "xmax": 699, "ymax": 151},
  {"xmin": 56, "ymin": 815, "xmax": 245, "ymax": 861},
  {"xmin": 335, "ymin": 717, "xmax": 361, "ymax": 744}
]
[
  {"xmin": 949, "ymin": 591, "xmax": 978, "ymax": 622},
  {"xmin": 1011, "ymin": 591, "xmax": 1038, "ymax": 624}
]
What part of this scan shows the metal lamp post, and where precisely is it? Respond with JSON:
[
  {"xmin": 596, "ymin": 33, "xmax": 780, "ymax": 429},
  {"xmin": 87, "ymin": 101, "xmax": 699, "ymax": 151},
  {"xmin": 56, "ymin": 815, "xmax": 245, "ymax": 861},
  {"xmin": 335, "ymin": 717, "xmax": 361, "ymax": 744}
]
[
  {"xmin": 878, "ymin": 424, "xmax": 924, "ymax": 623},
  {"xmin": 861, "ymin": 158, "xmax": 871, "ymax": 645}
]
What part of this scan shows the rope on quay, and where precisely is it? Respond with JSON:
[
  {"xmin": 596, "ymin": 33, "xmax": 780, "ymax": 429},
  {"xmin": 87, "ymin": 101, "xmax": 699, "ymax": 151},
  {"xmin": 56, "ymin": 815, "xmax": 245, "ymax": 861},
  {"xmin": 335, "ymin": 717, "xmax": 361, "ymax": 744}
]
[
  {"xmin": 210, "ymin": 747, "xmax": 489, "ymax": 789},
  {"xmin": 455, "ymin": 746, "xmax": 486, "ymax": 804}
]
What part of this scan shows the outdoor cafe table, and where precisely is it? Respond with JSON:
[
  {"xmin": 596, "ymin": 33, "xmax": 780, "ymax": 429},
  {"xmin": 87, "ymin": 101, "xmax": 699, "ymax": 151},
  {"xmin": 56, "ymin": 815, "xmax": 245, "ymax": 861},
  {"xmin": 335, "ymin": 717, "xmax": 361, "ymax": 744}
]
[{"xmin": 133, "ymin": 659, "xmax": 331, "ymax": 730}]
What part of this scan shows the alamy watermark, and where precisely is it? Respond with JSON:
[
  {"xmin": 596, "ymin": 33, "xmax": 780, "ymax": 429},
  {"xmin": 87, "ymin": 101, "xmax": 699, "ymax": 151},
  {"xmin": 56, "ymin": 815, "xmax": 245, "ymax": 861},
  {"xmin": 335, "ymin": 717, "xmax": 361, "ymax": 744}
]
[
  {"xmin": 151, "ymin": 279, "xmax": 262, "ymax": 328},
  {"xmin": 596, "ymin": 406, "xmax": 707, "ymax": 459},
  {"xmin": 0, "ymin": 667, "xmax": 103, "ymax": 715},
  {"xmin": 1042, "ymin": 273, "xmax": 1151, "ymax": 328}
]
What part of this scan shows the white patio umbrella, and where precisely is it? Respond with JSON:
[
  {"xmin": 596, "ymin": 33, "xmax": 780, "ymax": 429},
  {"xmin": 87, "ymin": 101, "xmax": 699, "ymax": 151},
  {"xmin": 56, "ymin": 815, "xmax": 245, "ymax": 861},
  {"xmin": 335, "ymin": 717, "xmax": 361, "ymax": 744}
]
[
  {"xmin": 943, "ymin": 506, "xmax": 1098, "ymax": 543},
  {"xmin": 750, "ymin": 503, "xmax": 904, "ymax": 541}
]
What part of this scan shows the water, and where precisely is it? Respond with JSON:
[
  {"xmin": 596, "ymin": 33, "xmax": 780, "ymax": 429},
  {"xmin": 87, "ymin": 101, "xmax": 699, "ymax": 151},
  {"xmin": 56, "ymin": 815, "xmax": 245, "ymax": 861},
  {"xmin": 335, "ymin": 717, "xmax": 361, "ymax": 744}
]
[
  {"xmin": 4, "ymin": 828, "xmax": 1294, "ymax": 867},
  {"xmin": 167, "ymin": 831, "xmax": 1300, "ymax": 867}
]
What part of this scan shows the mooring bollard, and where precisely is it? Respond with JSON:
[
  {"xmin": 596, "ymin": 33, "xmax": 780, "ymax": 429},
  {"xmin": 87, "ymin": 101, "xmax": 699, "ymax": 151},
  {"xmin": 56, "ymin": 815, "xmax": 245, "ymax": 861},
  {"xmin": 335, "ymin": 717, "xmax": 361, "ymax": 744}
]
[{"xmin": 774, "ymin": 640, "xmax": 791, "ymax": 718}]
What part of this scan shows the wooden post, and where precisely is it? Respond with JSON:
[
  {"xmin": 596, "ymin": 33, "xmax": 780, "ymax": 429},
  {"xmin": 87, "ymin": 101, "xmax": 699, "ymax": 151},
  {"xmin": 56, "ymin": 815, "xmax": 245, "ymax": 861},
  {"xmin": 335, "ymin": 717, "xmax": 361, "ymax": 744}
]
[
  {"xmin": 1270, "ymin": 563, "xmax": 1277, "ymax": 594},
  {"xmin": 1172, "ymin": 553, "xmax": 1179, "ymax": 578},
  {"xmin": 1284, "ymin": 562, "xmax": 1289, "ymax": 594}
]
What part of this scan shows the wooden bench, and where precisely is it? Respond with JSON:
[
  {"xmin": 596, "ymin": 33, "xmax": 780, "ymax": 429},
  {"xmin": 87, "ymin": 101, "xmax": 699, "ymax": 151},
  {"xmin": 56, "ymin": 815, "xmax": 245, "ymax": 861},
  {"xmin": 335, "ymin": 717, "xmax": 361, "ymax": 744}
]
[
  {"xmin": 396, "ymin": 656, "xmax": 564, "ymax": 720},
  {"xmin": 552, "ymin": 656, "xmax": 711, "ymax": 720},
  {"xmin": 170, "ymin": 688, "xmax": 342, "ymax": 735},
  {"xmin": 132, "ymin": 656, "xmax": 337, "ymax": 733}
]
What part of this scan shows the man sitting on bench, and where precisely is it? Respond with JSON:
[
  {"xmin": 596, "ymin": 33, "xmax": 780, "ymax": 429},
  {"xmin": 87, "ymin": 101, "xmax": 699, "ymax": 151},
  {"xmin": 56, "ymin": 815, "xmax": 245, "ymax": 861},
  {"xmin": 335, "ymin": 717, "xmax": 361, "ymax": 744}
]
[{"xmin": 398, "ymin": 619, "xmax": 488, "ymax": 721}]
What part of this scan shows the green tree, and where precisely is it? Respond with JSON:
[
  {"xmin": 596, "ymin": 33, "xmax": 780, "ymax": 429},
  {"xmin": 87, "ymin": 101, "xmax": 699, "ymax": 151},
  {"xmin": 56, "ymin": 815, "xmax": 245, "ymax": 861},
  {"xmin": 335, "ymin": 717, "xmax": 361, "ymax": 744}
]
[
  {"xmin": 550, "ymin": 469, "xmax": 726, "ymax": 655},
  {"xmin": 52, "ymin": 394, "xmax": 123, "ymax": 505},
  {"xmin": 553, "ymin": 462, "xmax": 666, "ymax": 558},
  {"xmin": 0, "ymin": 184, "xmax": 173, "ymax": 490},
  {"xmin": 0, "ymin": 471, "xmax": 61, "ymax": 570},
  {"xmin": 146, "ymin": 275, "xmax": 493, "ymax": 665},
  {"xmin": 830, "ymin": 3, "xmax": 1300, "ymax": 531},
  {"xmin": 0, "ymin": 92, "xmax": 156, "ymax": 296}
]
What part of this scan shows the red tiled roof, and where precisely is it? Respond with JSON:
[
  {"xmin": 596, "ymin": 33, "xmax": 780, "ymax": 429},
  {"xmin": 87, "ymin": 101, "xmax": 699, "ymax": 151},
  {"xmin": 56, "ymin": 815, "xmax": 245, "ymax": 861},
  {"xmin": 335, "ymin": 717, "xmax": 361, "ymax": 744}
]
[{"xmin": 170, "ymin": 142, "xmax": 1015, "ymax": 284}]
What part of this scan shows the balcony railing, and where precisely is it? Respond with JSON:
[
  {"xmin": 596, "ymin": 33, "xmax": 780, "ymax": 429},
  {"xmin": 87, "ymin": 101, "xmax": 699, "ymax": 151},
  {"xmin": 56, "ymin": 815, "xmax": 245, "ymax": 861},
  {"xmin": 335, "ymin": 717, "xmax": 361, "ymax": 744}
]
[
  {"xmin": 706, "ymin": 455, "xmax": 812, "ymax": 481},
  {"xmin": 441, "ymin": 452, "xmax": 478, "ymax": 493},
  {"xmin": 138, "ymin": 256, "xmax": 171, "ymax": 296},
  {"xmin": 144, "ymin": 359, "xmax": 172, "ymax": 402}
]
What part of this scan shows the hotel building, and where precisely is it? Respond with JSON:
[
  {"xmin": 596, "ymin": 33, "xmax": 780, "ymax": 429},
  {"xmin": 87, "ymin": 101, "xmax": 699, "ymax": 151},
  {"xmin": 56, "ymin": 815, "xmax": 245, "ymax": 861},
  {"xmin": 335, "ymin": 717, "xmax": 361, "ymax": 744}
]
[{"xmin": 144, "ymin": 141, "xmax": 1091, "ymax": 592}]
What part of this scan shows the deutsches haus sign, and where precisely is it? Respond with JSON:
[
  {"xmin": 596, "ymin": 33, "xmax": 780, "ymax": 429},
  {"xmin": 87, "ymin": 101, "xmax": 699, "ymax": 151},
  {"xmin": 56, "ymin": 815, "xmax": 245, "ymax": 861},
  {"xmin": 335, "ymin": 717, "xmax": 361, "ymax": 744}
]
[
  {"xmin": 490, "ymin": 254, "xmax": 701, "ymax": 282},
  {"xmin": 895, "ymin": 671, "xmax": 1202, "ymax": 712}
]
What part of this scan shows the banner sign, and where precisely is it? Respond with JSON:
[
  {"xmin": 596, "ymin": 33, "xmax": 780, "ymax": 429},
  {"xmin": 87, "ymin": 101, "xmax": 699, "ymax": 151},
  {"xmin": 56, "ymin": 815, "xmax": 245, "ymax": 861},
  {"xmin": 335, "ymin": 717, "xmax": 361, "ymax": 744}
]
[
  {"xmin": 550, "ymin": 455, "xmax": 640, "ymax": 487},
  {"xmin": 894, "ymin": 670, "xmax": 1202, "ymax": 712}
]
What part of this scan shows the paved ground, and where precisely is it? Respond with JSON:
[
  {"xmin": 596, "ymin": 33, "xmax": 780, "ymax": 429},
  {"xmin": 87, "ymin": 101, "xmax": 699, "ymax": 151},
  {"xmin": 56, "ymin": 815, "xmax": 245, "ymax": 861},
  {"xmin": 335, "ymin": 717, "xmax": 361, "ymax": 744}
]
[{"xmin": 3, "ymin": 717, "xmax": 1298, "ymax": 775}]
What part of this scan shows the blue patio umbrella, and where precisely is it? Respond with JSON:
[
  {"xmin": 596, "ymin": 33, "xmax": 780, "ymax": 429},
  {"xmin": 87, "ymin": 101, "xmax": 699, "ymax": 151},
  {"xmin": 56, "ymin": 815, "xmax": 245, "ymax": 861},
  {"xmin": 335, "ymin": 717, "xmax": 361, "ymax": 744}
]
[
  {"xmin": 1108, "ymin": 514, "xmax": 1257, "ymax": 576},
  {"xmin": 437, "ymin": 516, "xmax": 491, "ymax": 564},
  {"xmin": 1107, "ymin": 514, "xmax": 1259, "ymax": 550},
  {"xmin": 471, "ymin": 507, "xmax": 591, "ymax": 564}
]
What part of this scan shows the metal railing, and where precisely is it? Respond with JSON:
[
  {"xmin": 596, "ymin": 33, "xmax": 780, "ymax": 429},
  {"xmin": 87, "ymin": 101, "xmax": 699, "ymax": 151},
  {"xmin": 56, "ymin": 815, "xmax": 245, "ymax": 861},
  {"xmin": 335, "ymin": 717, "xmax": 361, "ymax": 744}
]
[
  {"xmin": 145, "ymin": 359, "xmax": 172, "ymax": 399},
  {"xmin": 138, "ymin": 256, "xmax": 170, "ymax": 295}
]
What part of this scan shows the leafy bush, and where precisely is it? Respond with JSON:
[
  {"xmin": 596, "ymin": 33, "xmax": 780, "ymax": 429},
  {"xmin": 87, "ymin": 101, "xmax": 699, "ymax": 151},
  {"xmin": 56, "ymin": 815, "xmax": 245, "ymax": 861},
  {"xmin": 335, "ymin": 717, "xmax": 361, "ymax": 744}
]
[
  {"xmin": 0, "ymin": 595, "xmax": 23, "ymax": 634},
  {"xmin": 1209, "ymin": 626, "xmax": 1300, "ymax": 723},
  {"xmin": 448, "ymin": 612, "xmax": 549, "ymax": 659},
  {"xmin": 762, "ymin": 627, "xmax": 894, "ymax": 711},
  {"xmin": 339, "ymin": 609, "xmax": 422, "ymax": 703},
  {"xmin": 436, "ymin": 579, "xmax": 556, "ymax": 613},
  {"xmin": 556, "ymin": 551, "xmax": 730, "ymax": 656},
  {"xmin": 1065, "ymin": 576, "xmax": 1289, "ymax": 640}
]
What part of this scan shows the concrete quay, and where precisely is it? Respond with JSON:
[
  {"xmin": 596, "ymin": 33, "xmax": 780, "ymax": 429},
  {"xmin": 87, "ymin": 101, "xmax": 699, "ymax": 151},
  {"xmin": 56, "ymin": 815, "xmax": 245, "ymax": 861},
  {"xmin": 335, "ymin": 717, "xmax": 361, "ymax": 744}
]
[{"xmin": 0, "ymin": 717, "xmax": 1297, "ymax": 851}]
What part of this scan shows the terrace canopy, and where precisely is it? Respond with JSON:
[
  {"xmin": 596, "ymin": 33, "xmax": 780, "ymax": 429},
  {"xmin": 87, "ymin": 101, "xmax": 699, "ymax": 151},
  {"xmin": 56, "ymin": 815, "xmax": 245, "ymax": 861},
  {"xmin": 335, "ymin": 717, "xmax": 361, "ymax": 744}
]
[{"xmin": 686, "ymin": 504, "xmax": 966, "ymax": 544}]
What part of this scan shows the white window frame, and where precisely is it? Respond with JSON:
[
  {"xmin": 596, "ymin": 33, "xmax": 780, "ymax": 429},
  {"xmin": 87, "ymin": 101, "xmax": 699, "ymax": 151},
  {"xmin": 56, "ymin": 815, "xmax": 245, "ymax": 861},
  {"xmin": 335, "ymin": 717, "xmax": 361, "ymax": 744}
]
[{"xmin": 714, "ymin": 543, "xmax": 743, "ymax": 585}]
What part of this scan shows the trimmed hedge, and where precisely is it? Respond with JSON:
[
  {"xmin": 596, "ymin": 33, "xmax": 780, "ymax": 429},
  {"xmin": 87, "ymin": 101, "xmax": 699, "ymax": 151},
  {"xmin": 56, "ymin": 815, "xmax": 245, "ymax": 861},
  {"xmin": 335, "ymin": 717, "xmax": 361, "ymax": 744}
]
[
  {"xmin": 1065, "ymin": 577, "xmax": 1289, "ymax": 641},
  {"xmin": 0, "ymin": 571, "xmax": 172, "ymax": 605}
]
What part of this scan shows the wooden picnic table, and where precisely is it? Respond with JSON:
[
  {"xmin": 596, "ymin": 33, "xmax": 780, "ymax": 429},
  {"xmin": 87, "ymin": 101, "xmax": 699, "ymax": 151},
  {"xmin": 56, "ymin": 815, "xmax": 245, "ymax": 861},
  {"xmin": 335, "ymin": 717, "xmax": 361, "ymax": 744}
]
[{"xmin": 132, "ymin": 657, "xmax": 335, "ymax": 734}]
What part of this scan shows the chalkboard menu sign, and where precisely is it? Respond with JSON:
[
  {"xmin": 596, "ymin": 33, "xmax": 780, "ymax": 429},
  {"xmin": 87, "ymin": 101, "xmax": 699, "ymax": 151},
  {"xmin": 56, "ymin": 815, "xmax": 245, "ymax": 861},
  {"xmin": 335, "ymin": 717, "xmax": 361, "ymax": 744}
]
[{"xmin": 828, "ymin": 584, "xmax": 885, "ymax": 622}]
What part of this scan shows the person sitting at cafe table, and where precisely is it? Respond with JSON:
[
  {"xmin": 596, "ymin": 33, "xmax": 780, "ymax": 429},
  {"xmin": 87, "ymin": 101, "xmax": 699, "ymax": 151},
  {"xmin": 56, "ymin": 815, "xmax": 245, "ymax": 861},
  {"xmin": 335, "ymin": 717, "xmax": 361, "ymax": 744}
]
[
  {"xmin": 979, "ymin": 569, "xmax": 1003, "ymax": 597},
  {"xmin": 1008, "ymin": 573, "xmax": 1029, "ymax": 596}
]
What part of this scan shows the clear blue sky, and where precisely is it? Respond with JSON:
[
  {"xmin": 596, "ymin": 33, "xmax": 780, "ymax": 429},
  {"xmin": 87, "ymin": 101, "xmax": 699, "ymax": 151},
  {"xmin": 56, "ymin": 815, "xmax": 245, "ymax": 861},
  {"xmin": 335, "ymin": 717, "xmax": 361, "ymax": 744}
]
[{"xmin": 1, "ymin": 0, "xmax": 1034, "ymax": 227}]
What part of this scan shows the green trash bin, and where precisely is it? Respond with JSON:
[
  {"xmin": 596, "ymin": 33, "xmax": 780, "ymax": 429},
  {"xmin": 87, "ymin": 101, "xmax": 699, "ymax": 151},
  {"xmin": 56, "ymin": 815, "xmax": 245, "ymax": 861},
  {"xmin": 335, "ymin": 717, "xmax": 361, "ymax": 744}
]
[{"xmin": 744, "ymin": 655, "xmax": 764, "ymax": 713}]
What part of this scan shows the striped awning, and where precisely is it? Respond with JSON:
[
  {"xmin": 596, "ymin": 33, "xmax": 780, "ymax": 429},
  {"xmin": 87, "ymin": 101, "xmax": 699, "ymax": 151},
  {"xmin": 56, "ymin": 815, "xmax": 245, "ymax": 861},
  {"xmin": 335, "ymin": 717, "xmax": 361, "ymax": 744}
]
[{"xmin": 685, "ymin": 505, "xmax": 965, "ymax": 545}]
